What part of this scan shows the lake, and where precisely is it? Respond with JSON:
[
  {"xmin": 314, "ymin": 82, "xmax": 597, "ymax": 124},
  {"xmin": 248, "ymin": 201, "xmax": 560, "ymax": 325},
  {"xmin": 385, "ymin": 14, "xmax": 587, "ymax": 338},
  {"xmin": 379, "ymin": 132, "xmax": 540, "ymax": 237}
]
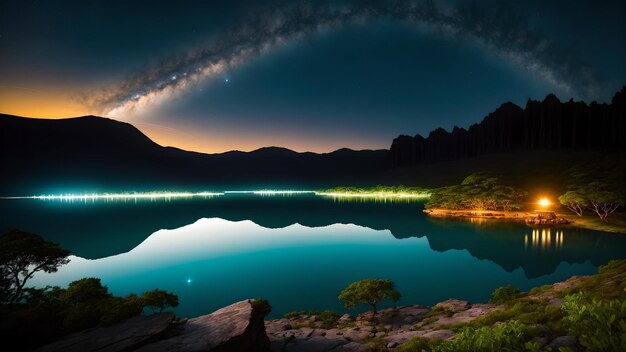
[{"xmin": 1, "ymin": 192, "xmax": 625, "ymax": 318}]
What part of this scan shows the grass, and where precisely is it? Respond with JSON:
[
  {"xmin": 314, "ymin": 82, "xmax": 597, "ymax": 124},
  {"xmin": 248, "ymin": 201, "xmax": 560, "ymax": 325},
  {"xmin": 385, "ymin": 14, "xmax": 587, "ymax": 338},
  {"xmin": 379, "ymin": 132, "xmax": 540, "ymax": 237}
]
[{"xmin": 566, "ymin": 212, "xmax": 626, "ymax": 234}]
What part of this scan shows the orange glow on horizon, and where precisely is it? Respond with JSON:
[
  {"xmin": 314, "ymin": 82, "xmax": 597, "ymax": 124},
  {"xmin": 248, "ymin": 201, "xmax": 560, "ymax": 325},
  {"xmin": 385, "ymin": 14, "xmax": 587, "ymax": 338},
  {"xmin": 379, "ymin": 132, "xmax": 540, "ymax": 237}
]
[
  {"xmin": 1, "ymin": 104, "xmax": 383, "ymax": 154},
  {"xmin": 0, "ymin": 86, "xmax": 94, "ymax": 118}
]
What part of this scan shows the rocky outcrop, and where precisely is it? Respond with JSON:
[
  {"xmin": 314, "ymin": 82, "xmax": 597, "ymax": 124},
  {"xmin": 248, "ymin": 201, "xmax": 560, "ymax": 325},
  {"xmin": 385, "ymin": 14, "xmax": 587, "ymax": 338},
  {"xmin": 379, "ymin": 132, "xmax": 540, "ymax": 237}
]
[
  {"xmin": 265, "ymin": 303, "xmax": 500, "ymax": 351},
  {"xmin": 389, "ymin": 86, "xmax": 626, "ymax": 166},
  {"xmin": 137, "ymin": 299, "xmax": 270, "ymax": 352},
  {"xmin": 37, "ymin": 312, "xmax": 176, "ymax": 352},
  {"xmin": 37, "ymin": 299, "xmax": 270, "ymax": 352}
]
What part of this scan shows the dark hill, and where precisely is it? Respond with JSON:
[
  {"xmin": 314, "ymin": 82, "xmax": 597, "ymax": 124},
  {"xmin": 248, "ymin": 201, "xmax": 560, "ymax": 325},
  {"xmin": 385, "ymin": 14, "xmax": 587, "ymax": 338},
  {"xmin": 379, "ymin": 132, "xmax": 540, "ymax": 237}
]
[
  {"xmin": 389, "ymin": 86, "xmax": 626, "ymax": 166},
  {"xmin": 0, "ymin": 114, "xmax": 388, "ymax": 195}
]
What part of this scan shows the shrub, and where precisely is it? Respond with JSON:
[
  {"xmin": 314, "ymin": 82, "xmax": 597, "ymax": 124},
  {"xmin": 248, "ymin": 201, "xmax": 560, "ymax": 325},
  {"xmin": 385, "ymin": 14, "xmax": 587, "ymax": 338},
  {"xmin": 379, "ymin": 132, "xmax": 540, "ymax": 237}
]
[
  {"xmin": 439, "ymin": 320, "xmax": 530, "ymax": 352},
  {"xmin": 62, "ymin": 278, "xmax": 110, "ymax": 306},
  {"xmin": 489, "ymin": 285, "xmax": 522, "ymax": 304},
  {"xmin": 398, "ymin": 336, "xmax": 441, "ymax": 352},
  {"xmin": 283, "ymin": 310, "xmax": 319, "ymax": 319},
  {"xmin": 561, "ymin": 292, "xmax": 626, "ymax": 352},
  {"xmin": 251, "ymin": 298, "xmax": 272, "ymax": 317},
  {"xmin": 140, "ymin": 289, "xmax": 179, "ymax": 313},
  {"xmin": 318, "ymin": 310, "xmax": 341, "ymax": 328},
  {"xmin": 100, "ymin": 294, "xmax": 145, "ymax": 325}
]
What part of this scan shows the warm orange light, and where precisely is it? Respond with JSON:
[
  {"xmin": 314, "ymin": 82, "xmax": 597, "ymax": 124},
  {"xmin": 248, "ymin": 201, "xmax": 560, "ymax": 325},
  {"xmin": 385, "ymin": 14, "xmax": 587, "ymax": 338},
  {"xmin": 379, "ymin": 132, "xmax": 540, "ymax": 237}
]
[{"xmin": 538, "ymin": 198, "xmax": 551, "ymax": 207}]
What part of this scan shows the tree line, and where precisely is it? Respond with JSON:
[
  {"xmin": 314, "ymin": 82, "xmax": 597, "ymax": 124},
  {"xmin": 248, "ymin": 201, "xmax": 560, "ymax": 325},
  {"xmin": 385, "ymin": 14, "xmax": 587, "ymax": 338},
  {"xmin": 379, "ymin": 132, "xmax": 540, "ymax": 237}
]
[{"xmin": 425, "ymin": 173, "xmax": 527, "ymax": 211}]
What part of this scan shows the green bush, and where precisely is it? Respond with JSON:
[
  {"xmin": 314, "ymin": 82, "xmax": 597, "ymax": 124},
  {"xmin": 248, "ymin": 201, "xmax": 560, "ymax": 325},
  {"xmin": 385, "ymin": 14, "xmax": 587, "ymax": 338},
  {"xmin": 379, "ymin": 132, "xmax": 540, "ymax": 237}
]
[
  {"xmin": 399, "ymin": 320, "xmax": 540, "ymax": 352},
  {"xmin": 489, "ymin": 285, "xmax": 523, "ymax": 304},
  {"xmin": 562, "ymin": 293, "xmax": 626, "ymax": 352},
  {"xmin": 439, "ymin": 320, "xmax": 531, "ymax": 352},
  {"xmin": 318, "ymin": 310, "xmax": 341, "ymax": 328},
  {"xmin": 100, "ymin": 294, "xmax": 145, "ymax": 325},
  {"xmin": 251, "ymin": 298, "xmax": 272, "ymax": 317},
  {"xmin": 470, "ymin": 298, "xmax": 564, "ymax": 330},
  {"xmin": 398, "ymin": 336, "xmax": 442, "ymax": 352},
  {"xmin": 62, "ymin": 278, "xmax": 110, "ymax": 305}
]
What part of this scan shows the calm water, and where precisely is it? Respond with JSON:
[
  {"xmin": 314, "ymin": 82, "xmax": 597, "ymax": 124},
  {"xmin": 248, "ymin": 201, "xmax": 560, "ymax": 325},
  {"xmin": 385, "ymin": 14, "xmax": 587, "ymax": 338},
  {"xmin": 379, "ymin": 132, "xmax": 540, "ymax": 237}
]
[{"xmin": 1, "ymin": 193, "xmax": 625, "ymax": 318}]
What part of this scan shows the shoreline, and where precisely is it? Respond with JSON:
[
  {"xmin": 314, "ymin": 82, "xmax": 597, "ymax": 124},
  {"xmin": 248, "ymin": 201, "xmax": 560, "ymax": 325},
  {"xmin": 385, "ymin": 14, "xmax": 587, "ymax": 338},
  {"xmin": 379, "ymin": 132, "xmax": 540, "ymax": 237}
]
[{"xmin": 423, "ymin": 208, "xmax": 626, "ymax": 234}]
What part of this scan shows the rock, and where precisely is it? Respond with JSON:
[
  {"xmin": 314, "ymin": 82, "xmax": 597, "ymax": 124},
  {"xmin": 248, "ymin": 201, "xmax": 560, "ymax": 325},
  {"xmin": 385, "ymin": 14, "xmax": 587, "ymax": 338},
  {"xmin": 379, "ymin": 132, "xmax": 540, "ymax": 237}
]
[
  {"xmin": 386, "ymin": 330, "xmax": 424, "ymax": 345},
  {"xmin": 269, "ymin": 337, "xmax": 292, "ymax": 352},
  {"xmin": 284, "ymin": 336, "xmax": 344, "ymax": 352},
  {"xmin": 338, "ymin": 313, "xmax": 353, "ymax": 324},
  {"xmin": 37, "ymin": 313, "xmax": 175, "ymax": 352},
  {"xmin": 422, "ymin": 329, "xmax": 455, "ymax": 340},
  {"xmin": 360, "ymin": 305, "xmax": 429, "ymax": 330},
  {"xmin": 387, "ymin": 341, "xmax": 399, "ymax": 348},
  {"xmin": 548, "ymin": 335, "xmax": 583, "ymax": 352},
  {"xmin": 341, "ymin": 327, "xmax": 371, "ymax": 341},
  {"xmin": 431, "ymin": 304, "xmax": 501, "ymax": 326},
  {"xmin": 336, "ymin": 342, "xmax": 369, "ymax": 352},
  {"xmin": 297, "ymin": 327, "xmax": 315, "ymax": 338},
  {"xmin": 553, "ymin": 277, "xmax": 587, "ymax": 291},
  {"xmin": 434, "ymin": 299, "xmax": 470, "ymax": 312},
  {"xmin": 548, "ymin": 298, "xmax": 564, "ymax": 306},
  {"xmin": 137, "ymin": 299, "xmax": 270, "ymax": 352}
]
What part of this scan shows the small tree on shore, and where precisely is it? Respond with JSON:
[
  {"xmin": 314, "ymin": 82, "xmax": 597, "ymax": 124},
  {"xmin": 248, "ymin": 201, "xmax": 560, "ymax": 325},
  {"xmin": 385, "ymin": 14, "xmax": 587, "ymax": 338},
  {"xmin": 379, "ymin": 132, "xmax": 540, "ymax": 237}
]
[
  {"xmin": 0, "ymin": 230, "xmax": 70, "ymax": 304},
  {"xmin": 559, "ymin": 191, "xmax": 587, "ymax": 216},
  {"xmin": 338, "ymin": 279, "xmax": 400, "ymax": 316},
  {"xmin": 141, "ymin": 289, "xmax": 179, "ymax": 313},
  {"xmin": 587, "ymin": 188, "xmax": 624, "ymax": 222},
  {"xmin": 562, "ymin": 164, "xmax": 625, "ymax": 222}
]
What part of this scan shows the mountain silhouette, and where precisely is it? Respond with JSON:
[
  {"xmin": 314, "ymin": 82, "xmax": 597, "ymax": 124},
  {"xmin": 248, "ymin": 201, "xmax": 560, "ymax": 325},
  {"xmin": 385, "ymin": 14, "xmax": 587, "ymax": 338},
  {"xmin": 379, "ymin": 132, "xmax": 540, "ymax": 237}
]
[
  {"xmin": 0, "ymin": 114, "xmax": 387, "ymax": 195},
  {"xmin": 1, "ymin": 87, "xmax": 625, "ymax": 194}
]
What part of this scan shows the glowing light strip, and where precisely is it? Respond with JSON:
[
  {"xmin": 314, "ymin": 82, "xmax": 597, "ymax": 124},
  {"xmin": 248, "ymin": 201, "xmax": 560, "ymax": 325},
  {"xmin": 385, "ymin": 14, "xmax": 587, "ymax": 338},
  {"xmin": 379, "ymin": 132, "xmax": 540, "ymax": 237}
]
[
  {"xmin": 24, "ymin": 192, "xmax": 224, "ymax": 201},
  {"xmin": 0, "ymin": 190, "xmax": 431, "ymax": 201},
  {"xmin": 314, "ymin": 192, "xmax": 431, "ymax": 198},
  {"xmin": 224, "ymin": 190, "xmax": 314, "ymax": 195}
]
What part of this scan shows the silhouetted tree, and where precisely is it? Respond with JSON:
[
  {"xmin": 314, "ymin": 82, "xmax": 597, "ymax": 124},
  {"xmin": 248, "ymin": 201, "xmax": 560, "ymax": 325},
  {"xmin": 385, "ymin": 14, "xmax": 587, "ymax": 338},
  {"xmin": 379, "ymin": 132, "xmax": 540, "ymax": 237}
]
[
  {"xmin": 62, "ymin": 278, "xmax": 110, "ymax": 306},
  {"xmin": 0, "ymin": 230, "xmax": 70, "ymax": 304},
  {"xmin": 141, "ymin": 289, "xmax": 179, "ymax": 313}
]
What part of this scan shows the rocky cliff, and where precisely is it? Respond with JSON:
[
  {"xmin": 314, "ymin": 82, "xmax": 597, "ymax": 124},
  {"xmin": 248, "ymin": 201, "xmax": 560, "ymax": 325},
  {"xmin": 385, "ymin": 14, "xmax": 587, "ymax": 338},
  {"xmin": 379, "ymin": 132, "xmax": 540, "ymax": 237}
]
[{"xmin": 389, "ymin": 86, "xmax": 626, "ymax": 166}]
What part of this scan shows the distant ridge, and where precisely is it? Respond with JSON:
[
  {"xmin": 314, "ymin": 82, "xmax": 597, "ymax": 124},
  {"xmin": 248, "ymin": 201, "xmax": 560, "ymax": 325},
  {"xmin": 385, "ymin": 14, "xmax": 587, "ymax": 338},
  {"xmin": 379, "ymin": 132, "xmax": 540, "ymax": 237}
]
[
  {"xmin": 0, "ymin": 114, "xmax": 388, "ymax": 194},
  {"xmin": 389, "ymin": 86, "xmax": 626, "ymax": 166}
]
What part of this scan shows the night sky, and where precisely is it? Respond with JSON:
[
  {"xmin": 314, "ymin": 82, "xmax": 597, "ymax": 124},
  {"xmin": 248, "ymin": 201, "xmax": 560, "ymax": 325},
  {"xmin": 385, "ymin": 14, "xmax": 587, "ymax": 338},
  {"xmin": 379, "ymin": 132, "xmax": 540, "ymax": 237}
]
[{"xmin": 1, "ymin": 0, "xmax": 625, "ymax": 153}]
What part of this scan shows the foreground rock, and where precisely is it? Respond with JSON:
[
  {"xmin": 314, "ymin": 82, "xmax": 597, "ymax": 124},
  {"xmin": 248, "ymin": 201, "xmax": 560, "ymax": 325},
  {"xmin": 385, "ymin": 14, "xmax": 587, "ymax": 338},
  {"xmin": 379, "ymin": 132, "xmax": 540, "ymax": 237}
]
[
  {"xmin": 37, "ymin": 313, "xmax": 176, "ymax": 352},
  {"xmin": 38, "ymin": 299, "xmax": 270, "ymax": 352},
  {"xmin": 138, "ymin": 299, "xmax": 270, "ymax": 352}
]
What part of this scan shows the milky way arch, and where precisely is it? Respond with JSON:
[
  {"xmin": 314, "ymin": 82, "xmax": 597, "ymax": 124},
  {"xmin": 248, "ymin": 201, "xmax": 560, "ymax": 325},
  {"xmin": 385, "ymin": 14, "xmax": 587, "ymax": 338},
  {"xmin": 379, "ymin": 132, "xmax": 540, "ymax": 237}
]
[{"xmin": 89, "ymin": 0, "xmax": 601, "ymax": 118}]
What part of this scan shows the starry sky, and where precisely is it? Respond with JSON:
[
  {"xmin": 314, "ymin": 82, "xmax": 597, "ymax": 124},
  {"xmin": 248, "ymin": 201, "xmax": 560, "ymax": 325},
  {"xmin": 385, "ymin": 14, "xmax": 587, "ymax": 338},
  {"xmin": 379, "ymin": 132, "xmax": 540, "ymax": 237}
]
[{"xmin": 1, "ymin": 0, "xmax": 625, "ymax": 153}]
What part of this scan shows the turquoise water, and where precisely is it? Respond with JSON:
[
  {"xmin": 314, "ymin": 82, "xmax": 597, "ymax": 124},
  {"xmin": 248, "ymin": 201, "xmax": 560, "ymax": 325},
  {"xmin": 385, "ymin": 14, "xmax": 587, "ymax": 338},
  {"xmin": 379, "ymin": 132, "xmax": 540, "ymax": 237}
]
[{"xmin": 1, "ymin": 193, "xmax": 625, "ymax": 318}]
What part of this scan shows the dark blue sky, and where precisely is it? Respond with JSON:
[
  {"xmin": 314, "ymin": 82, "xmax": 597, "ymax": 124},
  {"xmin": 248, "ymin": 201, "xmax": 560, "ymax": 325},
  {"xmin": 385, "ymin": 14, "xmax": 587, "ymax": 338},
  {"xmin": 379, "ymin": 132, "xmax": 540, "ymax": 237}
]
[{"xmin": 1, "ymin": 0, "xmax": 625, "ymax": 152}]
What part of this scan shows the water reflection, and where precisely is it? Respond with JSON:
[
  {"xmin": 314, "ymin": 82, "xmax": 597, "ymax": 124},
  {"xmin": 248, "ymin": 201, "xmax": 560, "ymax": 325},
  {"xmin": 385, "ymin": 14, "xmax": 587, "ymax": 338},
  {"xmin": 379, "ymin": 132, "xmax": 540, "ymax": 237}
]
[
  {"xmin": 29, "ymin": 218, "xmax": 598, "ymax": 318},
  {"xmin": 526, "ymin": 229, "xmax": 565, "ymax": 252},
  {"xmin": 2, "ymin": 195, "xmax": 625, "ymax": 280}
]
